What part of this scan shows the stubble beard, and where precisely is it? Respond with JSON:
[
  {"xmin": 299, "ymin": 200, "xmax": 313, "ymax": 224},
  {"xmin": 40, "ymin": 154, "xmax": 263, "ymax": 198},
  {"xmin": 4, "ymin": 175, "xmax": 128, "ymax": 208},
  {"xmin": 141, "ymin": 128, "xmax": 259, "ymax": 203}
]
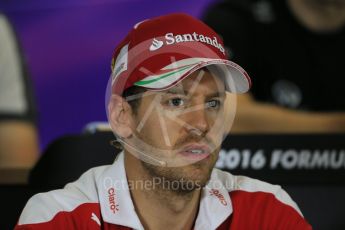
[
  {"xmin": 132, "ymin": 124, "xmax": 220, "ymax": 195},
  {"xmin": 140, "ymin": 156, "xmax": 216, "ymax": 196}
]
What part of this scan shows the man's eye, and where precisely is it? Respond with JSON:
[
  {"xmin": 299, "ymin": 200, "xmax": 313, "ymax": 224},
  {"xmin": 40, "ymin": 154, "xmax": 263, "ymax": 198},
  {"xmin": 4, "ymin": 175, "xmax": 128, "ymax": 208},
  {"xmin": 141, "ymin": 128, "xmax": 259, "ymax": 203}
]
[
  {"xmin": 168, "ymin": 98, "xmax": 185, "ymax": 107},
  {"xmin": 206, "ymin": 99, "xmax": 221, "ymax": 109}
]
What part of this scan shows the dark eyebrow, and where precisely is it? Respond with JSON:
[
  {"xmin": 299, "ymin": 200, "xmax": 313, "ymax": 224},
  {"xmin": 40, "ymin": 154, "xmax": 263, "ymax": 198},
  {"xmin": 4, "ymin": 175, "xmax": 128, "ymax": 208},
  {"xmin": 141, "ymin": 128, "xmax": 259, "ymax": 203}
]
[
  {"xmin": 165, "ymin": 88, "xmax": 225, "ymax": 98},
  {"xmin": 207, "ymin": 92, "xmax": 226, "ymax": 98},
  {"xmin": 166, "ymin": 88, "xmax": 188, "ymax": 95}
]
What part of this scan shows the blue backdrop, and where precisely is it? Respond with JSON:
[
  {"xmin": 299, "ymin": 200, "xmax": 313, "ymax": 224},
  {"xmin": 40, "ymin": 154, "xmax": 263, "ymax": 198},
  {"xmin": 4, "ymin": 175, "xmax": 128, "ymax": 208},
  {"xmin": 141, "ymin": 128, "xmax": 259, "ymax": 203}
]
[{"xmin": 0, "ymin": 0, "xmax": 217, "ymax": 151}]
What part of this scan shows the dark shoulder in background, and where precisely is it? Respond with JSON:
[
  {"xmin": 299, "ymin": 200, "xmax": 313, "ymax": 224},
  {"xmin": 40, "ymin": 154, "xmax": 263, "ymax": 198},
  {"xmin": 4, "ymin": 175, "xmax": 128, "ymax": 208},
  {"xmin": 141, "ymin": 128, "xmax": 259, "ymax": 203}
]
[{"xmin": 203, "ymin": 0, "xmax": 345, "ymax": 112}]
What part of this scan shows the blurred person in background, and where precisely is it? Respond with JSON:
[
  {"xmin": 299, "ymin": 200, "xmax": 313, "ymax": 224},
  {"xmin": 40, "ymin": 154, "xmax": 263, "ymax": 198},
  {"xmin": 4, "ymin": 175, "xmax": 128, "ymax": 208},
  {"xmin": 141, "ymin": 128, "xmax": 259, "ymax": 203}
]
[
  {"xmin": 204, "ymin": 0, "xmax": 345, "ymax": 133},
  {"xmin": 0, "ymin": 13, "xmax": 39, "ymax": 168}
]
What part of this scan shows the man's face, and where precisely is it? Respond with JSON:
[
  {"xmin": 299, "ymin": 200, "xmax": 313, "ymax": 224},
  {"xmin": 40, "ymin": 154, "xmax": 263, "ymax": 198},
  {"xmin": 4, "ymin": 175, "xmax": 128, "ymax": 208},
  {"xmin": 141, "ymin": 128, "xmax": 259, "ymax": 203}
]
[{"xmin": 127, "ymin": 69, "xmax": 227, "ymax": 191}]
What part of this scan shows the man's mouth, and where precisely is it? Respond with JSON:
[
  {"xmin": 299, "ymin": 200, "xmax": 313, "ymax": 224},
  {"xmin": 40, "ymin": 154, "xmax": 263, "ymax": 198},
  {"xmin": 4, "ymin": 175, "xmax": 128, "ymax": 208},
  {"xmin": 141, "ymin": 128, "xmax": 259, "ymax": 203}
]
[
  {"xmin": 185, "ymin": 149, "xmax": 206, "ymax": 154},
  {"xmin": 178, "ymin": 144, "xmax": 211, "ymax": 161}
]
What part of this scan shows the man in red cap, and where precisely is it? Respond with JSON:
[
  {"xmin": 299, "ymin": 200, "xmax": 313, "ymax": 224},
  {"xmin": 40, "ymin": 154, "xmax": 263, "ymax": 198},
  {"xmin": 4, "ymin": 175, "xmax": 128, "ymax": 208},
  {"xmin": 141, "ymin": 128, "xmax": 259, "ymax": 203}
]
[{"xmin": 16, "ymin": 13, "xmax": 312, "ymax": 230}]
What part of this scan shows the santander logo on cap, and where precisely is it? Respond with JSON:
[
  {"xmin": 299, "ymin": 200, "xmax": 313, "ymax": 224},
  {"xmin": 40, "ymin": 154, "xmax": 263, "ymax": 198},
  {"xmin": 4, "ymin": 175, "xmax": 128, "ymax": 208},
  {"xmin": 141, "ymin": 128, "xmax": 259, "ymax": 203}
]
[
  {"xmin": 149, "ymin": 38, "xmax": 164, "ymax": 51},
  {"xmin": 149, "ymin": 32, "xmax": 225, "ymax": 55}
]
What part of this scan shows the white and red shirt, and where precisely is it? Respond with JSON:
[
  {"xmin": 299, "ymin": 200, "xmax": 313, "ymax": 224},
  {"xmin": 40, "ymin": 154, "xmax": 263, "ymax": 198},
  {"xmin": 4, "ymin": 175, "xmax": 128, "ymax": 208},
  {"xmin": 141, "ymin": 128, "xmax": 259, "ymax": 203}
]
[{"xmin": 16, "ymin": 152, "xmax": 312, "ymax": 230}]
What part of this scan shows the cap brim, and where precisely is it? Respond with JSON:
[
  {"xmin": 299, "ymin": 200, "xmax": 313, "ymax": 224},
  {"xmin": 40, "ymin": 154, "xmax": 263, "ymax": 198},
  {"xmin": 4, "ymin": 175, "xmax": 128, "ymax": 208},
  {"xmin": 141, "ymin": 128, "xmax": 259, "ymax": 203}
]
[{"xmin": 133, "ymin": 57, "xmax": 251, "ymax": 94}]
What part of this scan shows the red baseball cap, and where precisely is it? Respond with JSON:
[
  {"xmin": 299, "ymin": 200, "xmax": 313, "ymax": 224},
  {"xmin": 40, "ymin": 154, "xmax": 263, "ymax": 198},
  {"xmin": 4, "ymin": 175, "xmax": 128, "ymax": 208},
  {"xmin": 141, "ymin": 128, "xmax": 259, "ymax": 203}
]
[{"xmin": 110, "ymin": 13, "xmax": 251, "ymax": 96}]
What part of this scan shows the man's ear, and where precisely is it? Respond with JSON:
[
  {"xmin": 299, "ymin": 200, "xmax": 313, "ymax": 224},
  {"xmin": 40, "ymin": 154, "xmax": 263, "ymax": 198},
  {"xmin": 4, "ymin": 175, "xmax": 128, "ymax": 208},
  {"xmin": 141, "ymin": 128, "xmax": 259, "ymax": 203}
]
[{"xmin": 108, "ymin": 94, "xmax": 133, "ymax": 138}]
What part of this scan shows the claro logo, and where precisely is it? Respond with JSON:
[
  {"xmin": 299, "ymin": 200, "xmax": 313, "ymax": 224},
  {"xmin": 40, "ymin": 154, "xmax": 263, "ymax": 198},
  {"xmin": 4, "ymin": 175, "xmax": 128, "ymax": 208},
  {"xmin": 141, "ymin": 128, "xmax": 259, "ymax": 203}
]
[
  {"xmin": 108, "ymin": 187, "xmax": 119, "ymax": 213},
  {"xmin": 209, "ymin": 189, "xmax": 227, "ymax": 206},
  {"xmin": 149, "ymin": 32, "xmax": 225, "ymax": 55}
]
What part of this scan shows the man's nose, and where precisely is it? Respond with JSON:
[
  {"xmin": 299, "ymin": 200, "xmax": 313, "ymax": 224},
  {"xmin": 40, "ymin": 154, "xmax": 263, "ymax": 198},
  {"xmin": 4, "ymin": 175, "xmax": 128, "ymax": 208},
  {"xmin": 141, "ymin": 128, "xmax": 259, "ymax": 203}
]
[{"xmin": 185, "ymin": 106, "xmax": 210, "ymax": 135}]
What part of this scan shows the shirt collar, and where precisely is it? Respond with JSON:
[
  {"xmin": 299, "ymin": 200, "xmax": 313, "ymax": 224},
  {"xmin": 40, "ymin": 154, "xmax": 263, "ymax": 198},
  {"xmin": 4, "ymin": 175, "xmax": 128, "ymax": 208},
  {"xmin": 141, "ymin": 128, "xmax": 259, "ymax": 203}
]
[
  {"xmin": 194, "ymin": 171, "xmax": 233, "ymax": 230},
  {"xmin": 97, "ymin": 152, "xmax": 144, "ymax": 229},
  {"xmin": 97, "ymin": 151, "xmax": 233, "ymax": 230}
]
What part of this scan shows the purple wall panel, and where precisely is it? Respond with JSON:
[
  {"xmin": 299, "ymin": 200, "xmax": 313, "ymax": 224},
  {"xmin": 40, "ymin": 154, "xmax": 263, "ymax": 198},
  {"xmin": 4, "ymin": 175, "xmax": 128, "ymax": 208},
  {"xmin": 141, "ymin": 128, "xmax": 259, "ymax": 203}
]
[{"xmin": 0, "ymin": 0, "xmax": 217, "ymax": 151}]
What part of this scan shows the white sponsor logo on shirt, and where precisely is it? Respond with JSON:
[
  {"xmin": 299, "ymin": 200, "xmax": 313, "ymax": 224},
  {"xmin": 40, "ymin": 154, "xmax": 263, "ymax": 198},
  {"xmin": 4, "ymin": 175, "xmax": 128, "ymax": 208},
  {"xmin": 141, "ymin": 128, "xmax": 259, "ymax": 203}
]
[{"xmin": 91, "ymin": 212, "xmax": 101, "ymax": 226}]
